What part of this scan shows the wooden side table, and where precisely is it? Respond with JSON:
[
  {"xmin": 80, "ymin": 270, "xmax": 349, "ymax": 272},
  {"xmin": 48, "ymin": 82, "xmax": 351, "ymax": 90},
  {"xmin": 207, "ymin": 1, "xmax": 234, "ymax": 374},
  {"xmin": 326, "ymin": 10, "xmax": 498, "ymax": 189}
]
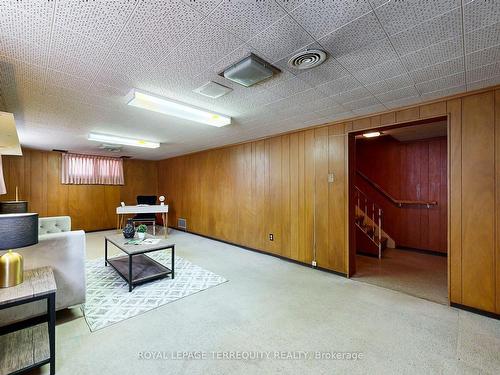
[{"xmin": 0, "ymin": 267, "xmax": 57, "ymax": 375}]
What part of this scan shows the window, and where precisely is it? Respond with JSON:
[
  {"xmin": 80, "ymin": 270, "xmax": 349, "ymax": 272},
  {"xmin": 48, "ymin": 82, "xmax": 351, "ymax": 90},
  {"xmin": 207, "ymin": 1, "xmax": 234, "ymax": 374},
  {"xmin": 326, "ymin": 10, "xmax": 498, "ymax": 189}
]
[{"xmin": 61, "ymin": 153, "xmax": 124, "ymax": 185}]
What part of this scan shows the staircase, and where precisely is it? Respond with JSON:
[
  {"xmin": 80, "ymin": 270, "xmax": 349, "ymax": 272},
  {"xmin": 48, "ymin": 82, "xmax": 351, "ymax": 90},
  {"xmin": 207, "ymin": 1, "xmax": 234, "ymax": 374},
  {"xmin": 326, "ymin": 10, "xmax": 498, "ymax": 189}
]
[{"xmin": 354, "ymin": 186, "xmax": 387, "ymax": 259}]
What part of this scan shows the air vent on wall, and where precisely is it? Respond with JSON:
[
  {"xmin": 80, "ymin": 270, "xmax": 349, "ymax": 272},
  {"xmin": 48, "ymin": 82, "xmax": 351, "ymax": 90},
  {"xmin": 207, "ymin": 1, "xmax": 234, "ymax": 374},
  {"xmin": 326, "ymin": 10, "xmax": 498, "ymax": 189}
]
[
  {"xmin": 288, "ymin": 49, "xmax": 328, "ymax": 70},
  {"xmin": 178, "ymin": 218, "xmax": 187, "ymax": 231}
]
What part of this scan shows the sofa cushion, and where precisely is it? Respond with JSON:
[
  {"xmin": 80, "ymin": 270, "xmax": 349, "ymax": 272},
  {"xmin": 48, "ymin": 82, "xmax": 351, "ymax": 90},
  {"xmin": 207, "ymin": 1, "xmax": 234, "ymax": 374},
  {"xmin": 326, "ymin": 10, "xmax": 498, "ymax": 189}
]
[{"xmin": 39, "ymin": 216, "xmax": 71, "ymax": 235}]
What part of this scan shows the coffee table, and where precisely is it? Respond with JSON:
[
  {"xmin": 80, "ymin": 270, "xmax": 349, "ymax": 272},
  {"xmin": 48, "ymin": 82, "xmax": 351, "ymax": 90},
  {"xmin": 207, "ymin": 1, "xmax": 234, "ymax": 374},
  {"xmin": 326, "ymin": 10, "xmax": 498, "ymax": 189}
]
[{"xmin": 104, "ymin": 234, "xmax": 175, "ymax": 292}]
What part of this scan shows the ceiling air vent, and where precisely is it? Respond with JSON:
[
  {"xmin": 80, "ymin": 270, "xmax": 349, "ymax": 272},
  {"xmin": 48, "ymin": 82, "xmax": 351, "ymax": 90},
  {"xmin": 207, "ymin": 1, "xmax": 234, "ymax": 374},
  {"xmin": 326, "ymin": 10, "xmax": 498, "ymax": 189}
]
[
  {"xmin": 98, "ymin": 143, "xmax": 123, "ymax": 152},
  {"xmin": 221, "ymin": 54, "xmax": 280, "ymax": 87},
  {"xmin": 193, "ymin": 81, "xmax": 232, "ymax": 99},
  {"xmin": 287, "ymin": 49, "xmax": 328, "ymax": 70}
]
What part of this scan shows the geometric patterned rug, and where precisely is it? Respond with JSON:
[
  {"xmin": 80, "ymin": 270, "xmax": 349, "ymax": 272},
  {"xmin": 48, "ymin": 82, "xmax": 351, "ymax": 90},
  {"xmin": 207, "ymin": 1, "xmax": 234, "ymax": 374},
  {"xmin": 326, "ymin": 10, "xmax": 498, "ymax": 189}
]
[{"xmin": 82, "ymin": 252, "xmax": 227, "ymax": 331}]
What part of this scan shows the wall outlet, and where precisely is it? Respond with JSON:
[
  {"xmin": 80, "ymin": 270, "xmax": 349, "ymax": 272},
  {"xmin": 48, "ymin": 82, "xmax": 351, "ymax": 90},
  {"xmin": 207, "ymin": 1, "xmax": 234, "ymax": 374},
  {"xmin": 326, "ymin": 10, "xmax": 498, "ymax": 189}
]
[
  {"xmin": 269, "ymin": 233, "xmax": 274, "ymax": 241},
  {"xmin": 312, "ymin": 260, "xmax": 317, "ymax": 267}
]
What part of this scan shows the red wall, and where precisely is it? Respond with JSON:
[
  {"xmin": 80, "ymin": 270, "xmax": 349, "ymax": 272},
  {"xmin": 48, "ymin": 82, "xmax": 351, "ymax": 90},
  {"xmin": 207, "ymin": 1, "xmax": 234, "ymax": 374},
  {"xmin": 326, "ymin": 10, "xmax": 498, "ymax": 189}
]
[{"xmin": 356, "ymin": 135, "xmax": 447, "ymax": 253}]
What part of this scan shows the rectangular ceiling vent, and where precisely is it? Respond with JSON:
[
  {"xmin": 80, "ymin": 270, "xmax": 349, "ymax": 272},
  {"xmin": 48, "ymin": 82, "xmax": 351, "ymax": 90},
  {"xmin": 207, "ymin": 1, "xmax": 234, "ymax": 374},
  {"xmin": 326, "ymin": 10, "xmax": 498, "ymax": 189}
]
[
  {"xmin": 221, "ymin": 54, "xmax": 280, "ymax": 87},
  {"xmin": 193, "ymin": 81, "xmax": 233, "ymax": 99}
]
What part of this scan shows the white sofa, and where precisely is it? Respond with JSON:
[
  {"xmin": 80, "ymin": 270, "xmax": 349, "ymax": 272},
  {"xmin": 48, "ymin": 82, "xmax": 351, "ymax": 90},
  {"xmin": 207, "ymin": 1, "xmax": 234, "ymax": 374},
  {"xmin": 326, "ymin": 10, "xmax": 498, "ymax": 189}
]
[{"xmin": 0, "ymin": 216, "xmax": 86, "ymax": 326}]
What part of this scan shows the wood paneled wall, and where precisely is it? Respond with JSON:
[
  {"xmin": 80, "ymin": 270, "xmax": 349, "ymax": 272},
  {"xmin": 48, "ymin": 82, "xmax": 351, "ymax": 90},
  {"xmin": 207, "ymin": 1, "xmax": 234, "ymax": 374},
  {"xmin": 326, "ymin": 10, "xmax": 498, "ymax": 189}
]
[
  {"xmin": 158, "ymin": 86, "xmax": 500, "ymax": 314},
  {"xmin": 356, "ymin": 135, "xmax": 448, "ymax": 253},
  {"xmin": 1, "ymin": 150, "xmax": 158, "ymax": 231}
]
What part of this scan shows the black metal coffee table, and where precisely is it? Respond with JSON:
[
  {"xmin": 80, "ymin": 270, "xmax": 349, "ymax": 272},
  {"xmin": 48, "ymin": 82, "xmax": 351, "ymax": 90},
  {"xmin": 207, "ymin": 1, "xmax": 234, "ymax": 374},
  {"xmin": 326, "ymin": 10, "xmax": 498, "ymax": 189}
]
[{"xmin": 105, "ymin": 234, "xmax": 175, "ymax": 292}]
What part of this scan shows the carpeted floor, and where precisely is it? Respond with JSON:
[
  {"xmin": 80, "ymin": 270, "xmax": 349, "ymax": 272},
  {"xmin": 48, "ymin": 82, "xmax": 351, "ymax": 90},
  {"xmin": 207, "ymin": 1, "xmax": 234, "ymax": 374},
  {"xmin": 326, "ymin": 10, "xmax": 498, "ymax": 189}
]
[
  {"xmin": 353, "ymin": 248, "xmax": 447, "ymax": 304},
  {"xmin": 44, "ymin": 229, "xmax": 500, "ymax": 374}
]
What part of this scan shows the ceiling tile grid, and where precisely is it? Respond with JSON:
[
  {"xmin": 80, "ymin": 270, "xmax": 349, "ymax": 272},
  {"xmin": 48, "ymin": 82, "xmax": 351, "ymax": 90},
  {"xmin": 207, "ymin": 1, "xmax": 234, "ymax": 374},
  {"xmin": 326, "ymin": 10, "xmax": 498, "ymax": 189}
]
[{"xmin": 0, "ymin": 0, "xmax": 499, "ymax": 159}]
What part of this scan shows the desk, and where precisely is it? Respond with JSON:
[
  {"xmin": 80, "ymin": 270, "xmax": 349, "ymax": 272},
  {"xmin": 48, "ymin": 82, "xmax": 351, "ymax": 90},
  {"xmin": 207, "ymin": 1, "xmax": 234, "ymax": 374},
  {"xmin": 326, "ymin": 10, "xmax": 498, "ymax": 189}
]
[{"xmin": 116, "ymin": 205, "xmax": 169, "ymax": 237}]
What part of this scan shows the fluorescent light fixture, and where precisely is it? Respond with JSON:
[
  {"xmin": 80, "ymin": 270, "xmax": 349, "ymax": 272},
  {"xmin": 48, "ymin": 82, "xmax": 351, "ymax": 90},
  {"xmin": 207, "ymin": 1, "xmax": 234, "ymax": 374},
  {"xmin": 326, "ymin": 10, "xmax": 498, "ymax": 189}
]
[
  {"xmin": 126, "ymin": 89, "xmax": 231, "ymax": 127},
  {"xmin": 363, "ymin": 131, "xmax": 381, "ymax": 138},
  {"xmin": 88, "ymin": 133, "xmax": 160, "ymax": 148}
]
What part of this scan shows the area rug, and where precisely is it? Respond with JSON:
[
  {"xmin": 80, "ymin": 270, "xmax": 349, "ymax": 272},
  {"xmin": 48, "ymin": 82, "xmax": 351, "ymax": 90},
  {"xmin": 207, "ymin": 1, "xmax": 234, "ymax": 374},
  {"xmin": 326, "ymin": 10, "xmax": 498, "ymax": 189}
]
[{"xmin": 82, "ymin": 252, "xmax": 227, "ymax": 331}]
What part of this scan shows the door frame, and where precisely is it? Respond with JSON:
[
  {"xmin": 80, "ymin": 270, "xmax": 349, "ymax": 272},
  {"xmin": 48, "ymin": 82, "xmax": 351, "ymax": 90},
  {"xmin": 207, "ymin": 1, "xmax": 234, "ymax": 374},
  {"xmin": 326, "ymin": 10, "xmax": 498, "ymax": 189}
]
[{"xmin": 346, "ymin": 115, "xmax": 449, "ymax": 299}]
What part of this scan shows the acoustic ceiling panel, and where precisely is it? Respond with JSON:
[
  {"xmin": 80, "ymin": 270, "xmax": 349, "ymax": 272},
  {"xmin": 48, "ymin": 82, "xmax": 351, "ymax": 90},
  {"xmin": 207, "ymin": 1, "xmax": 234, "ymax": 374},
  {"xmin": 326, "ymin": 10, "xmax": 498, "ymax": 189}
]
[{"xmin": 0, "ymin": 0, "xmax": 498, "ymax": 159}]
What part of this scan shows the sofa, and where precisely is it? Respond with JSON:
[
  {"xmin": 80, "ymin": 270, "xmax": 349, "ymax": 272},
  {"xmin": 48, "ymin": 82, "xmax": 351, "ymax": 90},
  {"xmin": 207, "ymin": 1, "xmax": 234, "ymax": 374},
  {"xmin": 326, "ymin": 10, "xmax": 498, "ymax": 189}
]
[{"xmin": 0, "ymin": 216, "xmax": 86, "ymax": 326}]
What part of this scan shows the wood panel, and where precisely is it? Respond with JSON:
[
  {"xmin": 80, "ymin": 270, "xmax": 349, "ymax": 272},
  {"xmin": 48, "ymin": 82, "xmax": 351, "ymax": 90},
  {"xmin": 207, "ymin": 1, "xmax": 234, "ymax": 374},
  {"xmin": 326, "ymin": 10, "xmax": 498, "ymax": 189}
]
[
  {"xmin": 461, "ymin": 92, "xmax": 496, "ymax": 312},
  {"xmin": 1, "ymin": 149, "xmax": 158, "ymax": 232},
  {"xmin": 448, "ymin": 98, "xmax": 462, "ymax": 304},
  {"xmin": 496, "ymin": 90, "xmax": 500, "ymax": 313}
]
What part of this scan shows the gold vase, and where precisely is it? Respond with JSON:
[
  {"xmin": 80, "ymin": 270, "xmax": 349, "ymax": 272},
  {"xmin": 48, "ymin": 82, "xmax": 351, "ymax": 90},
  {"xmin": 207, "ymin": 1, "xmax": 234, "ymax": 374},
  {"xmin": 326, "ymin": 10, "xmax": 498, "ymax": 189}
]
[{"xmin": 0, "ymin": 250, "xmax": 24, "ymax": 288}]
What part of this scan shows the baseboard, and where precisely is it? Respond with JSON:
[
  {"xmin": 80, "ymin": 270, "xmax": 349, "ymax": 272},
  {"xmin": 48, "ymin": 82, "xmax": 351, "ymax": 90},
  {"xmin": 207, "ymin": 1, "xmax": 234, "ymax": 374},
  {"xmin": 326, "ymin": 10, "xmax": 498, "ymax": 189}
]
[
  {"xmin": 395, "ymin": 246, "xmax": 447, "ymax": 257},
  {"xmin": 168, "ymin": 226, "xmax": 347, "ymax": 278},
  {"xmin": 451, "ymin": 303, "xmax": 500, "ymax": 320}
]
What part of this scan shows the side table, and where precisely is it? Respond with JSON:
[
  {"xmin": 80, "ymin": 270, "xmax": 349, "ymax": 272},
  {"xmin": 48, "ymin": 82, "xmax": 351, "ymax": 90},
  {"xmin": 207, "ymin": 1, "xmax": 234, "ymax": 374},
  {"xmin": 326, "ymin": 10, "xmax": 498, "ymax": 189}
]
[{"xmin": 0, "ymin": 267, "xmax": 56, "ymax": 375}]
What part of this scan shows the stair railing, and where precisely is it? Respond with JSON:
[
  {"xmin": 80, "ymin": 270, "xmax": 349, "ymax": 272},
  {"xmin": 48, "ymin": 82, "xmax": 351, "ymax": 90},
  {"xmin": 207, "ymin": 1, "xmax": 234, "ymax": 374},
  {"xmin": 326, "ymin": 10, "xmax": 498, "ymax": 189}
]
[{"xmin": 354, "ymin": 186, "xmax": 384, "ymax": 259}]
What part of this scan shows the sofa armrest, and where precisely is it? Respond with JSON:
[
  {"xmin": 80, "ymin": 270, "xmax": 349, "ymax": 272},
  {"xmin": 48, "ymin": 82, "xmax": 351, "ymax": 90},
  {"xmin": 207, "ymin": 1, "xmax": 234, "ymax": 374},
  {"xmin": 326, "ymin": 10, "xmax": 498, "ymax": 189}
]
[{"xmin": 0, "ymin": 230, "xmax": 86, "ymax": 326}]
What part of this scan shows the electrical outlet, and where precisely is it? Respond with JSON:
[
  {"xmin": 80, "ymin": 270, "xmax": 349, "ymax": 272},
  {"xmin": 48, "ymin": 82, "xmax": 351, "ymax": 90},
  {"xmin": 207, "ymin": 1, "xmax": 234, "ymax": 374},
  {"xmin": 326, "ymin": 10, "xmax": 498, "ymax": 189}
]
[
  {"xmin": 312, "ymin": 260, "xmax": 317, "ymax": 267},
  {"xmin": 269, "ymin": 233, "xmax": 274, "ymax": 241}
]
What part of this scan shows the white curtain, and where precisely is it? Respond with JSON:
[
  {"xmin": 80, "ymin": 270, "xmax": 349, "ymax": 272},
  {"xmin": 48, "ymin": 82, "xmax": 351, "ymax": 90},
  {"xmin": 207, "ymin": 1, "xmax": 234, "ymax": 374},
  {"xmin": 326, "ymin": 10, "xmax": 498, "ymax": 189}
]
[
  {"xmin": 0, "ymin": 156, "xmax": 6, "ymax": 195},
  {"xmin": 61, "ymin": 153, "xmax": 124, "ymax": 185}
]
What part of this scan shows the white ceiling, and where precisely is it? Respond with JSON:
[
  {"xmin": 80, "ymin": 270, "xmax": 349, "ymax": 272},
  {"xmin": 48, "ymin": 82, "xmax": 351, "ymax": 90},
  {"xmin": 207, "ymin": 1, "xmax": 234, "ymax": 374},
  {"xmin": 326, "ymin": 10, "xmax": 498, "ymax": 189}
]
[
  {"xmin": 0, "ymin": 0, "xmax": 499, "ymax": 160},
  {"xmin": 384, "ymin": 120, "xmax": 448, "ymax": 142}
]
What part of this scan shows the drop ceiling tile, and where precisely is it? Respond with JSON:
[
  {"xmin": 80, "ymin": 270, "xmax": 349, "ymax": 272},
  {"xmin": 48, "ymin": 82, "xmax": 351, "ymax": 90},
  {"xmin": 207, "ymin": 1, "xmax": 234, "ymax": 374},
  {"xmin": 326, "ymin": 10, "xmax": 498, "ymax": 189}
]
[
  {"xmin": 49, "ymin": 26, "xmax": 109, "ymax": 80},
  {"xmin": 248, "ymin": 15, "xmax": 315, "ymax": 62},
  {"xmin": 318, "ymin": 12, "xmax": 387, "ymax": 58},
  {"xmin": 409, "ymin": 57, "xmax": 465, "ymax": 84},
  {"xmin": 266, "ymin": 77, "xmax": 313, "ymax": 98},
  {"xmin": 352, "ymin": 103, "xmax": 387, "ymax": 116},
  {"xmin": 0, "ymin": 35, "xmax": 49, "ymax": 67},
  {"xmin": 301, "ymin": 96, "xmax": 340, "ymax": 113},
  {"xmin": 315, "ymin": 104, "xmax": 350, "ymax": 118},
  {"xmin": 354, "ymin": 59, "xmax": 408, "ymax": 85},
  {"xmin": 55, "ymin": 0, "xmax": 137, "ymax": 45},
  {"xmin": 400, "ymin": 36, "xmax": 463, "ymax": 71},
  {"xmin": 463, "ymin": 0, "xmax": 500, "ymax": 32},
  {"xmin": 157, "ymin": 21, "xmax": 244, "ymax": 78},
  {"xmin": 325, "ymin": 111, "xmax": 353, "ymax": 122},
  {"xmin": 467, "ymin": 61, "xmax": 500, "ymax": 83},
  {"xmin": 181, "ymin": 0, "xmax": 222, "ymax": 15},
  {"xmin": 291, "ymin": 0, "xmax": 372, "ymax": 39},
  {"xmin": 113, "ymin": 1, "xmax": 204, "ymax": 65},
  {"xmin": 343, "ymin": 96, "xmax": 380, "ymax": 111},
  {"xmin": 376, "ymin": 86, "xmax": 420, "ymax": 103},
  {"xmin": 416, "ymin": 72, "xmax": 465, "ymax": 94},
  {"xmin": 0, "ymin": 4, "xmax": 52, "ymax": 47},
  {"xmin": 336, "ymin": 38, "xmax": 399, "ymax": 73},
  {"xmin": 45, "ymin": 69, "xmax": 92, "ymax": 93},
  {"xmin": 465, "ymin": 22, "xmax": 500, "ymax": 53},
  {"xmin": 274, "ymin": 0, "xmax": 308, "ymax": 12},
  {"xmin": 375, "ymin": 0, "xmax": 460, "ymax": 36},
  {"xmin": 384, "ymin": 95, "xmax": 421, "ymax": 109},
  {"xmin": 420, "ymin": 85, "xmax": 465, "ymax": 101},
  {"xmin": 315, "ymin": 75, "xmax": 361, "ymax": 97},
  {"xmin": 330, "ymin": 87, "xmax": 372, "ymax": 105},
  {"xmin": 369, "ymin": 0, "xmax": 390, "ymax": 8},
  {"xmin": 366, "ymin": 74, "xmax": 415, "ymax": 95},
  {"xmin": 296, "ymin": 58, "xmax": 350, "ymax": 87},
  {"xmin": 206, "ymin": 44, "xmax": 254, "ymax": 75},
  {"xmin": 466, "ymin": 45, "xmax": 500, "ymax": 70},
  {"xmin": 467, "ymin": 74, "xmax": 500, "ymax": 91},
  {"xmin": 390, "ymin": 9, "xmax": 462, "ymax": 56},
  {"xmin": 208, "ymin": 0, "xmax": 286, "ymax": 42},
  {"xmin": 1, "ymin": 0, "xmax": 54, "ymax": 19}
]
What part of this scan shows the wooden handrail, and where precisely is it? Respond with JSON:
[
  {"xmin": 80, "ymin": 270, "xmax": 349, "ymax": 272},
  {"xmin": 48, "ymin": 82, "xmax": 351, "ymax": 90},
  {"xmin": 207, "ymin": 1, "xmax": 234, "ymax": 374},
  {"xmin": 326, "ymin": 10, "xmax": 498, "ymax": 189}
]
[{"xmin": 356, "ymin": 171, "xmax": 438, "ymax": 207}]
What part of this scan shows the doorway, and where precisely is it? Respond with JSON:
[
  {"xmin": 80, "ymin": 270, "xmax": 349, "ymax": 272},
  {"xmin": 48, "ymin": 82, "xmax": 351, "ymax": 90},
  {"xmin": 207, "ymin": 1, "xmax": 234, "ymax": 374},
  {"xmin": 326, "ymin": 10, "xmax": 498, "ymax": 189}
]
[{"xmin": 348, "ymin": 117, "xmax": 448, "ymax": 304}]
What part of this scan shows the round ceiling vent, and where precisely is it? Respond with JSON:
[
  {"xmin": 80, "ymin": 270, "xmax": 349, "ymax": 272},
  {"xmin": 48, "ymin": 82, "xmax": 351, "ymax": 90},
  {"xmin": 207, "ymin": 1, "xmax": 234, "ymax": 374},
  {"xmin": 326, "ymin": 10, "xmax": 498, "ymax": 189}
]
[{"xmin": 287, "ymin": 49, "xmax": 328, "ymax": 70}]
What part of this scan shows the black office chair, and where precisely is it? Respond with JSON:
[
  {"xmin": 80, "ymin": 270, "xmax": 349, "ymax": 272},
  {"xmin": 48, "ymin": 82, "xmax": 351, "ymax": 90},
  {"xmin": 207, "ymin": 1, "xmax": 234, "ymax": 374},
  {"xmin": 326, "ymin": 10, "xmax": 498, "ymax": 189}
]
[{"xmin": 131, "ymin": 195, "xmax": 157, "ymax": 233}]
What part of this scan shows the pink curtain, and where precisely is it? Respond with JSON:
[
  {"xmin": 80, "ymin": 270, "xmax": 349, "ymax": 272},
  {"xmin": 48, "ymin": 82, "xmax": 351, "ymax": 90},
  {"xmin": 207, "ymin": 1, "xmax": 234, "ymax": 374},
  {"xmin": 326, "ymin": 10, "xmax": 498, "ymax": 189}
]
[
  {"xmin": 61, "ymin": 153, "xmax": 124, "ymax": 185},
  {"xmin": 0, "ymin": 156, "xmax": 6, "ymax": 195}
]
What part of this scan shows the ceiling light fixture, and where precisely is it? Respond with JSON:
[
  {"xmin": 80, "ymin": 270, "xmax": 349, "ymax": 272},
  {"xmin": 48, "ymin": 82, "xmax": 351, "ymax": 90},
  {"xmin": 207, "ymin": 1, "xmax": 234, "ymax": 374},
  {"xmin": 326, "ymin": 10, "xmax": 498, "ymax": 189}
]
[
  {"xmin": 362, "ymin": 131, "xmax": 381, "ymax": 138},
  {"xmin": 221, "ymin": 54, "xmax": 280, "ymax": 87},
  {"xmin": 126, "ymin": 89, "xmax": 231, "ymax": 127},
  {"xmin": 88, "ymin": 133, "xmax": 160, "ymax": 148}
]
